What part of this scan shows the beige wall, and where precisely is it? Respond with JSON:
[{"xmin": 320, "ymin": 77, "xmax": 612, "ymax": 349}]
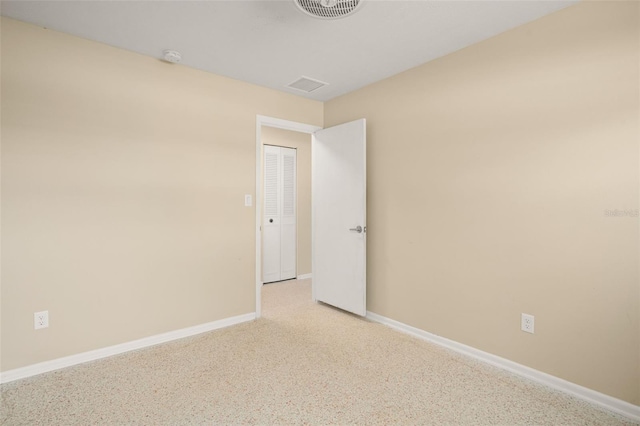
[
  {"xmin": 261, "ymin": 127, "xmax": 312, "ymax": 277},
  {"xmin": 325, "ymin": 2, "xmax": 639, "ymax": 404},
  {"xmin": 0, "ymin": 17, "xmax": 323, "ymax": 371}
]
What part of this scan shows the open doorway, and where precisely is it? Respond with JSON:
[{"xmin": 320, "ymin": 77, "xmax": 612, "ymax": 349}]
[
  {"xmin": 255, "ymin": 116, "xmax": 321, "ymax": 317},
  {"xmin": 255, "ymin": 116, "xmax": 367, "ymax": 319}
]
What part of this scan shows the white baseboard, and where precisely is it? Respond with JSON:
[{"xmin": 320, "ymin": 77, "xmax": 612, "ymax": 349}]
[
  {"xmin": 297, "ymin": 273, "xmax": 312, "ymax": 280},
  {"xmin": 366, "ymin": 311, "xmax": 640, "ymax": 422},
  {"xmin": 0, "ymin": 312, "xmax": 256, "ymax": 384}
]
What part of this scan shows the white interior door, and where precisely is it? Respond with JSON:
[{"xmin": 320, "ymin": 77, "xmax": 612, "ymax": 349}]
[
  {"xmin": 263, "ymin": 145, "xmax": 297, "ymax": 283},
  {"xmin": 312, "ymin": 119, "xmax": 366, "ymax": 316}
]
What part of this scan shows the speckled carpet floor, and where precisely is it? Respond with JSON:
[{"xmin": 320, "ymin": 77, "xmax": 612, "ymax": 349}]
[{"xmin": 0, "ymin": 279, "xmax": 634, "ymax": 425}]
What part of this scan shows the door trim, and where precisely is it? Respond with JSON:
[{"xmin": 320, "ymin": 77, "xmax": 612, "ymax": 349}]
[{"xmin": 255, "ymin": 115, "xmax": 321, "ymax": 318}]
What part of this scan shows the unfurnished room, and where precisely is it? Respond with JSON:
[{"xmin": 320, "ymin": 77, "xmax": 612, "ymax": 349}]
[{"xmin": 0, "ymin": 0, "xmax": 639, "ymax": 424}]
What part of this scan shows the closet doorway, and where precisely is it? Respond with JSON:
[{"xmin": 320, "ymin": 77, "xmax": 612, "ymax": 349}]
[
  {"xmin": 262, "ymin": 145, "xmax": 297, "ymax": 283},
  {"xmin": 260, "ymin": 127, "xmax": 313, "ymax": 287}
]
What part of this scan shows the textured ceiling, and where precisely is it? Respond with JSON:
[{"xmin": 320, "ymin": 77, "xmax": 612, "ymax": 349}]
[{"xmin": 0, "ymin": 0, "xmax": 577, "ymax": 101}]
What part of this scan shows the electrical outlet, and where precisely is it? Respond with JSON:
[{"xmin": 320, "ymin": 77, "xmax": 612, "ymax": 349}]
[
  {"xmin": 34, "ymin": 311, "xmax": 49, "ymax": 330},
  {"xmin": 521, "ymin": 313, "xmax": 534, "ymax": 334}
]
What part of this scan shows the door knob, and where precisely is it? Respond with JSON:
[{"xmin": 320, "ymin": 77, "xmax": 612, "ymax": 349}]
[
  {"xmin": 269, "ymin": 219, "xmax": 273, "ymax": 223},
  {"xmin": 349, "ymin": 225, "xmax": 363, "ymax": 233}
]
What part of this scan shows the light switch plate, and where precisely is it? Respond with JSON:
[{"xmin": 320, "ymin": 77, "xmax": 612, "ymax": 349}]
[{"xmin": 244, "ymin": 194, "xmax": 252, "ymax": 207}]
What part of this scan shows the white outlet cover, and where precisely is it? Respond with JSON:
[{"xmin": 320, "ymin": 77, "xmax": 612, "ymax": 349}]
[
  {"xmin": 521, "ymin": 313, "xmax": 534, "ymax": 334},
  {"xmin": 34, "ymin": 310, "xmax": 49, "ymax": 330}
]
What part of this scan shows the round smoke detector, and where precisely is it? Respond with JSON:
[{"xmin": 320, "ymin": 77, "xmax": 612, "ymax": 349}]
[
  {"xmin": 162, "ymin": 50, "xmax": 182, "ymax": 64},
  {"xmin": 294, "ymin": 0, "xmax": 363, "ymax": 20}
]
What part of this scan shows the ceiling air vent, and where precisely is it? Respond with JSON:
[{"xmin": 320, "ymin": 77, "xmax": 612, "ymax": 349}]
[
  {"xmin": 294, "ymin": 0, "xmax": 363, "ymax": 20},
  {"xmin": 287, "ymin": 76, "xmax": 328, "ymax": 93}
]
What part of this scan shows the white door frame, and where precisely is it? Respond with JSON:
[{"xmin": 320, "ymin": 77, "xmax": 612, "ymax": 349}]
[{"xmin": 255, "ymin": 115, "xmax": 321, "ymax": 318}]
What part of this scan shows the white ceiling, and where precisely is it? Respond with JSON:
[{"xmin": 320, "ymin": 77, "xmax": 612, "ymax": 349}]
[{"xmin": 1, "ymin": 0, "xmax": 577, "ymax": 101}]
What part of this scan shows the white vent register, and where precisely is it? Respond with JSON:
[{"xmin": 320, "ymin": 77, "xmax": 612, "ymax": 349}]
[{"xmin": 287, "ymin": 76, "xmax": 328, "ymax": 93}]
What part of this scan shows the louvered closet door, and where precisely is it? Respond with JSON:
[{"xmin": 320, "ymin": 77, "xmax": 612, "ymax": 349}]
[
  {"xmin": 263, "ymin": 145, "xmax": 297, "ymax": 283},
  {"xmin": 279, "ymin": 148, "xmax": 297, "ymax": 280}
]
